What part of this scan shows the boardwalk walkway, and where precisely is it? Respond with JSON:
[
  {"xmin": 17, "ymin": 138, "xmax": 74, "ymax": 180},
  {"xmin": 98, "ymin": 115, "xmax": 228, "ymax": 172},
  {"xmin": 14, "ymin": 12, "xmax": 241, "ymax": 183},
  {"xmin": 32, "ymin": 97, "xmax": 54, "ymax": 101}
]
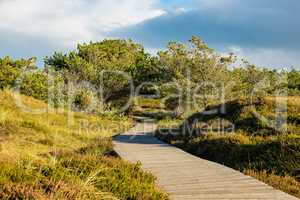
[{"xmin": 113, "ymin": 122, "xmax": 298, "ymax": 200}]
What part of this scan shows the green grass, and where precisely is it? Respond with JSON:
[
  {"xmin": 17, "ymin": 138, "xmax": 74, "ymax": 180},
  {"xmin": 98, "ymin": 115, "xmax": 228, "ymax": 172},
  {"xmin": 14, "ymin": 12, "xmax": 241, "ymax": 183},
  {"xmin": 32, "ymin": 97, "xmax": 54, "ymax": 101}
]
[
  {"xmin": 0, "ymin": 90, "xmax": 167, "ymax": 200},
  {"xmin": 133, "ymin": 97, "xmax": 165, "ymax": 110},
  {"xmin": 156, "ymin": 96, "xmax": 300, "ymax": 198},
  {"xmin": 157, "ymin": 118, "xmax": 183, "ymax": 129},
  {"xmin": 130, "ymin": 97, "xmax": 179, "ymax": 122}
]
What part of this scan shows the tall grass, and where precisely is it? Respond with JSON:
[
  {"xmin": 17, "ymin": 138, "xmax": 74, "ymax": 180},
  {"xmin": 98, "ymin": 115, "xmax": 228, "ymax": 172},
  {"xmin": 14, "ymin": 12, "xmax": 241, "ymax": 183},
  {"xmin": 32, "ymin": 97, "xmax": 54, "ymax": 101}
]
[{"xmin": 0, "ymin": 90, "xmax": 167, "ymax": 200}]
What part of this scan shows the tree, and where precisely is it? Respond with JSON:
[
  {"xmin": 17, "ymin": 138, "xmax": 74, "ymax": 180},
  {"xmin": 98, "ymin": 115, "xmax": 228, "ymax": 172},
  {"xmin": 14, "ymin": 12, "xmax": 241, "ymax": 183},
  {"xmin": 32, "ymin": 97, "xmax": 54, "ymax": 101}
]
[
  {"xmin": 188, "ymin": 36, "xmax": 233, "ymax": 107},
  {"xmin": 0, "ymin": 56, "xmax": 36, "ymax": 89},
  {"xmin": 287, "ymin": 69, "xmax": 300, "ymax": 95},
  {"xmin": 158, "ymin": 36, "xmax": 233, "ymax": 112},
  {"xmin": 45, "ymin": 39, "xmax": 158, "ymax": 112}
]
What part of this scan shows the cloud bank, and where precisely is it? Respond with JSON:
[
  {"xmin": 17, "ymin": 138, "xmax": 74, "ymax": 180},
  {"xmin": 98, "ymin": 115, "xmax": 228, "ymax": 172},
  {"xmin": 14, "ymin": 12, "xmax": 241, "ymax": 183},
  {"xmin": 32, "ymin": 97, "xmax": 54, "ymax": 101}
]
[
  {"xmin": 0, "ymin": 0, "xmax": 299, "ymax": 68},
  {"xmin": 0, "ymin": 0, "xmax": 164, "ymax": 61},
  {"xmin": 111, "ymin": 0, "xmax": 300, "ymax": 68}
]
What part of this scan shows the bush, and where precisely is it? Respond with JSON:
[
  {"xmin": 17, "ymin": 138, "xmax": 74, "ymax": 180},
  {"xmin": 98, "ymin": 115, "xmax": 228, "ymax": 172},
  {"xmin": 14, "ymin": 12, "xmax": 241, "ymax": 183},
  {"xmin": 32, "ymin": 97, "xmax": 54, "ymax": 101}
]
[
  {"xmin": 0, "ymin": 57, "xmax": 28, "ymax": 89},
  {"xmin": 73, "ymin": 89, "xmax": 96, "ymax": 112},
  {"xmin": 0, "ymin": 57, "xmax": 66, "ymax": 107},
  {"xmin": 19, "ymin": 71, "xmax": 49, "ymax": 101},
  {"xmin": 165, "ymin": 97, "xmax": 180, "ymax": 111}
]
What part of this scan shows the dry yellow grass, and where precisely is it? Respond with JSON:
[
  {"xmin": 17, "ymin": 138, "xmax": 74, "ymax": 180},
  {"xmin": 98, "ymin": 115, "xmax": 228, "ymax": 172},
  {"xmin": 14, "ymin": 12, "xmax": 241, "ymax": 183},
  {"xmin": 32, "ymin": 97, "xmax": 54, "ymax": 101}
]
[
  {"xmin": 0, "ymin": 90, "xmax": 132, "ymax": 162},
  {"xmin": 0, "ymin": 90, "xmax": 167, "ymax": 200},
  {"xmin": 244, "ymin": 169, "xmax": 300, "ymax": 198}
]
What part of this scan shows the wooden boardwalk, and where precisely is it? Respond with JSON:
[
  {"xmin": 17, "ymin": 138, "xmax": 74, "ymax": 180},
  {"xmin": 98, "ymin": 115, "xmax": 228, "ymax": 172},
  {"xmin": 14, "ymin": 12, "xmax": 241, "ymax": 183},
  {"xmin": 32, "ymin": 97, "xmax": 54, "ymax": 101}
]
[{"xmin": 113, "ymin": 122, "xmax": 299, "ymax": 200}]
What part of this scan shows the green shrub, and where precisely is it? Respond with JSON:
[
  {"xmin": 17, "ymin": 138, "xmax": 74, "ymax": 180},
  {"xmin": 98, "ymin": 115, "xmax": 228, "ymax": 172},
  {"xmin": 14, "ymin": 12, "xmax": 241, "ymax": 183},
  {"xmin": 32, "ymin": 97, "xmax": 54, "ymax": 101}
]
[
  {"xmin": 19, "ymin": 71, "xmax": 48, "ymax": 101},
  {"xmin": 73, "ymin": 90, "xmax": 95, "ymax": 111},
  {"xmin": 165, "ymin": 97, "xmax": 180, "ymax": 111},
  {"xmin": 0, "ymin": 57, "xmax": 29, "ymax": 89}
]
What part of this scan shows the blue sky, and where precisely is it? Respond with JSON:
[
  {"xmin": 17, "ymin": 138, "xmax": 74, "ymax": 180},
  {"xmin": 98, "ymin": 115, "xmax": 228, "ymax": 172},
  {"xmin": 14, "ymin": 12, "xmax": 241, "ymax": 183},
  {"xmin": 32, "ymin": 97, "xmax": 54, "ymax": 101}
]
[{"xmin": 0, "ymin": 0, "xmax": 299, "ymax": 69}]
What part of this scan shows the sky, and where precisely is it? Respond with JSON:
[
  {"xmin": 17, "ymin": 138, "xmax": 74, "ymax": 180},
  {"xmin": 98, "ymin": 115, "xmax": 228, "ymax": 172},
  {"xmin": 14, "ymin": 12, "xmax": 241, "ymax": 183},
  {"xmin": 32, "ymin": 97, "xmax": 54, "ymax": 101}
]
[{"xmin": 0, "ymin": 0, "xmax": 299, "ymax": 69}]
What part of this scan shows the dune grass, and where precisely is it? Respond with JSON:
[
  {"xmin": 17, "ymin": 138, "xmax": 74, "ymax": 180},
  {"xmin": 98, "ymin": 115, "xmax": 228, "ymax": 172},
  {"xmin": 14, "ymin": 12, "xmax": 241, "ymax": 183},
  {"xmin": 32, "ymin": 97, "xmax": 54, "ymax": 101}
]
[
  {"xmin": 156, "ymin": 96, "xmax": 300, "ymax": 198},
  {"xmin": 0, "ymin": 90, "xmax": 167, "ymax": 200}
]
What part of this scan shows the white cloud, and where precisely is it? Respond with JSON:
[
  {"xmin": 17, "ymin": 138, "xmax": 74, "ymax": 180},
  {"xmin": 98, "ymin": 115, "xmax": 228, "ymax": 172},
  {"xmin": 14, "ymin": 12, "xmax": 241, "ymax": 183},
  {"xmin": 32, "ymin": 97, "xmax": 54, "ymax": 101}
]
[
  {"xmin": 1, "ymin": 0, "xmax": 298, "ymax": 70},
  {"xmin": 0, "ymin": 0, "xmax": 164, "ymax": 47},
  {"xmin": 227, "ymin": 46, "xmax": 300, "ymax": 69}
]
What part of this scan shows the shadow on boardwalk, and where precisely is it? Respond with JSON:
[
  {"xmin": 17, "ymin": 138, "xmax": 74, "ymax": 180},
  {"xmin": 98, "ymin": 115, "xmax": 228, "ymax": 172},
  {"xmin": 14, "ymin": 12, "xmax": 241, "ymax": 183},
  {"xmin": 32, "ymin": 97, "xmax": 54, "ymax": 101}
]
[{"xmin": 114, "ymin": 134, "xmax": 169, "ymax": 146}]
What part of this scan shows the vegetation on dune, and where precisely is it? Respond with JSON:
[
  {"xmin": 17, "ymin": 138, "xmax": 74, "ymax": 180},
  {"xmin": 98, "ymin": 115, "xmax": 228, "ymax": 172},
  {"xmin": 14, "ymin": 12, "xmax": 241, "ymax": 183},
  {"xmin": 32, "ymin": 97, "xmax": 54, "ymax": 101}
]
[
  {"xmin": 44, "ymin": 39, "xmax": 167, "ymax": 107},
  {"xmin": 0, "ymin": 90, "xmax": 167, "ymax": 200},
  {"xmin": 179, "ymin": 97, "xmax": 300, "ymax": 136},
  {"xmin": 1, "ymin": 36, "xmax": 300, "ymax": 199},
  {"xmin": 244, "ymin": 170, "xmax": 300, "ymax": 197},
  {"xmin": 156, "ymin": 96, "xmax": 300, "ymax": 198},
  {"xmin": 157, "ymin": 133, "xmax": 300, "ymax": 198},
  {"xmin": 1, "ymin": 37, "xmax": 300, "ymax": 114}
]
